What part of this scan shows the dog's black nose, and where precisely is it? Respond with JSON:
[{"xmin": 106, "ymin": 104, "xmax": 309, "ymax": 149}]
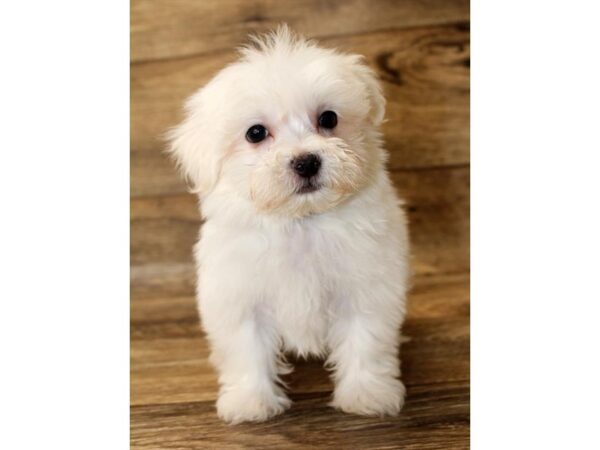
[{"xmin": 291, "ymin": 153, "xmax": 321, "ymax": 178}]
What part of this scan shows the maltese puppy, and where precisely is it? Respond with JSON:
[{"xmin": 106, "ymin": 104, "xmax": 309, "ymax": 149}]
[{"xmin": 167, "ymin": 26, "xmax": 410, "ymax": 424}]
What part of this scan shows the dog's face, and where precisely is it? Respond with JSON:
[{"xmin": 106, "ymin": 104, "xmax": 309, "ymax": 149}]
[{"xmin": 168, "ymin": 27, "xmax": 386, "ymax": 218}]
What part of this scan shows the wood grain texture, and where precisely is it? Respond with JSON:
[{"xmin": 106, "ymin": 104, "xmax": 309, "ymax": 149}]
[
  {"xmin": 131, "ymin": 273, "xmax": 469, "ymax": 405},
  {"xmin": 131, "ymin": 0, "xmax": 469, "ymax": 63},
  {"xmin": 131, "ymin": 273, "xmax": 470, "ymax": 448},
  {"xmin": 132, "ymin": 382, "xmax": 469, "ymax": 449},
  {"xmin": 131, "ymin": 1, "xmax": 470, "ymax": 447},
  {"xmin": 131, "ymin": 24, "xmax": 469, "ymax": 197}
]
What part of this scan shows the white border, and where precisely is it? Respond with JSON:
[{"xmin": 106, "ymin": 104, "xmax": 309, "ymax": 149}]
[
  {"xmin": 0, "ymin": 1, "xmax": 129, "ymax": 449},
  {"xmin": 472, "ymin": 1, "xmax": 600, "ymax": 449}
]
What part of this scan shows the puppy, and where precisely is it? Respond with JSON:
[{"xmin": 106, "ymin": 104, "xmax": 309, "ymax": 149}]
[{"xmin": 167, "ymin": 26, "xmax": 410, "ymax": 424}]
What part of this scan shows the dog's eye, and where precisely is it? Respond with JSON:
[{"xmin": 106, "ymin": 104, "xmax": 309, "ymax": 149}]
[
  {"xmin": 246, "ymin": 124, "xmax": 269, "ymax": 143},
  {"xmin": 318, "ymin": 110, "xmax": 338, "ymax": 130}
]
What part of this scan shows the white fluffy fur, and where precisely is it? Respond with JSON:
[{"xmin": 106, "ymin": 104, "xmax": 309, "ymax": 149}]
[{"xmin": 167, "ymin": 26, "xmax": 410, "ymax": 424}]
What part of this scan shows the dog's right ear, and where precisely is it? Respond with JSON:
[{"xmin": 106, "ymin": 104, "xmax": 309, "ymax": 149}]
[{"xmin": 166, "ymin": 88, "xmax": 223, "ymax": 196}]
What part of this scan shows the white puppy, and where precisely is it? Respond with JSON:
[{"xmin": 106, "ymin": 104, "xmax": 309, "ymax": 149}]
[{"xmin": 167, "ymin": 26, "xmax": 410, "ymax": 424}]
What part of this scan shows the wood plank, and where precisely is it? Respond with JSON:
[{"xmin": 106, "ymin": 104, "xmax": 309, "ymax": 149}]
[
  {"xmin": 131, "ymin": 165, "xmax": 469, "ymax": 300},
  {"xmin": 130, "ymin": 316, "xmax": 468, "ymax": 405},
  {"xmin": 131, "ymin": 273, "xmax": 469, "ymax": 407},
  {"xmin": 131, "ymin": 262, "xmax": 196, "ymax": 300},
  {"xmin": 395, "ymin": 166, "xmax": 470, "ymax": 276},
  {"xmin": 131, "ymin": 24, "xmax": 469, "ymax": 197},
  {"xmin": 131, "ymin": 0, "xmax": 469, "ymax": 63},
  {"xmin": 131, "ymin": 273, "xmax": 468, "ymax": 325},
  {"xmin": 131, "ymin": 381, "xmax": 469, "ymax": 449}
]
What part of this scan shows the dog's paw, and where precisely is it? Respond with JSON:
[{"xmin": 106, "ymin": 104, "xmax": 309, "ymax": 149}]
[
  {"xmin": 216, "ymin": 386, "xmax": 291, "ymax": 424},
  {"xmin": 330, "ymin": 377, "xmax": 406, "ymax": 416}
]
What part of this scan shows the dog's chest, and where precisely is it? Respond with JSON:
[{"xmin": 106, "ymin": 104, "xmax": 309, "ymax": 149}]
[
  {"xmin": 266, "ymin": 222, "xmax": 344, "ymax": 352},
  {"xmin": 283, "ymin": 223, "xmax": 321, "ymax": 269},
  {"xmin": 274, "ymin": 218, "xmax": 349, "ymax": 277}
]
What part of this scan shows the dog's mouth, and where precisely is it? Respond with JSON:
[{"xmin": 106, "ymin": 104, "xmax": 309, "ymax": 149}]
[{"xmin": 296, "ymin": 179, "xmax": 321, "ymax": 194}]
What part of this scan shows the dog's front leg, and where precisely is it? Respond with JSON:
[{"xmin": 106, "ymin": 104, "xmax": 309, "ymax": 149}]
[
  {"xmin": 203, "ymin": 308, "xmax": 291, "ymax": 424},
  {"xmin": 326, "ymin": 290, "xmax": 406, "ymax": 416}
]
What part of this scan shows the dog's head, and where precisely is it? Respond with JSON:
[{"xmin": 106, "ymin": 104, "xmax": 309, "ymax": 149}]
[{"xmin": 167, "ymin": 26, "xmax": 386, "ymax": 218}]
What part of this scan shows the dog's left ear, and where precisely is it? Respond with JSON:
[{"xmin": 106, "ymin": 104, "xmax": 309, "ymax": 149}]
[
  {"xmin": 166, "ymin": 88, "xmax": 224, "ymax": 196},
  {"xmin": 348, "ymin": 56, "xmax": 386, "ymax": 127}
]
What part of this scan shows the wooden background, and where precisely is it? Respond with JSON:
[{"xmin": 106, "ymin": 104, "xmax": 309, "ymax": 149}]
[{"xmin": 131, "ymin": 1, "xmax": 470, "ymax": 448}]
